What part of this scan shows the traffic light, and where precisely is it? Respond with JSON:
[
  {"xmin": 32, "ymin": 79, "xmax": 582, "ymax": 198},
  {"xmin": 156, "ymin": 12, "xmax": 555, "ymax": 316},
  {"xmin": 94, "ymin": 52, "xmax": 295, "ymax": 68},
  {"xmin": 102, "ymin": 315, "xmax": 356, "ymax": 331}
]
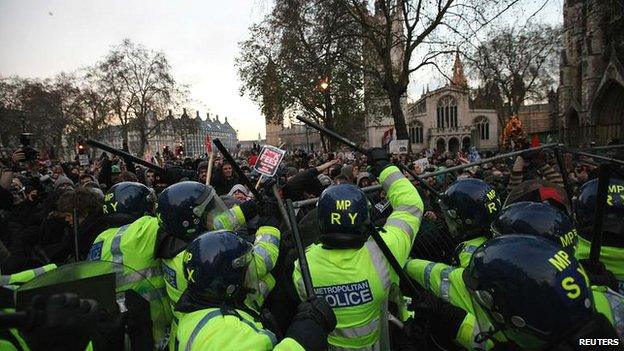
[{"xmin": 77, "ymin": 142, "xmax": 86, "ymax": 155}]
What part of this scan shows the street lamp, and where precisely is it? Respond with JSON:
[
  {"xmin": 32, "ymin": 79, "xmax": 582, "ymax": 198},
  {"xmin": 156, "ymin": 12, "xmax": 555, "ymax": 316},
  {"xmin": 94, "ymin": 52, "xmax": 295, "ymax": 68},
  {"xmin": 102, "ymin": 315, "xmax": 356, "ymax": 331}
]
[{"xmin": 317, "ymin": 77, "xmax": 332, "ymax": 152}]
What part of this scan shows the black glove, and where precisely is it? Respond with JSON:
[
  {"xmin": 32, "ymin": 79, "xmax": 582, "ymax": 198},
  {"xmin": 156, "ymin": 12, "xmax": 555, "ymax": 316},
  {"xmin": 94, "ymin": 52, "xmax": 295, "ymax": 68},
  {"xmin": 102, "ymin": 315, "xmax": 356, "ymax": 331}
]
[
  {"xmin": 579, "ymin": 259, "xmax": 619, "ymax": 291},
  {"xmin": 367, "ymin": 148, "xmax": 391, "ymax": 178},
  {"xmin": 261, "ymin": 178, "xmax": 277, "ymax": 198},
  {"xmin": 257, "ymin": 197, "xmax": 281, "ymax": 228},
  {"xmin": 408, "ymin": 290, "xmax": 468, "ymax": 349},
  {"xmin": 22, "ymin": 293, "xmax": 100, "ymax": 351},
  {"xmin": 163, "ymin": 165, "xmax": 196, "ymax": 184},
  {"xmin": 239, "ymin": 199, "xmax": 258, "ymax": 221},
  {"xmin": 286, "ymin": 297, "xmax": 337, "ymax": 350}
]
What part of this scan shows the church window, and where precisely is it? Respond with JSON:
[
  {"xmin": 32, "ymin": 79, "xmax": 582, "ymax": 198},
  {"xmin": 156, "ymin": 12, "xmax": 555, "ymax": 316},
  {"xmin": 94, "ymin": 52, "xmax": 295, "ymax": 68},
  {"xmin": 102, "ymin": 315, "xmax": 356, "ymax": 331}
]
[
  {"xmin": 409, "ymin": 122, "xmax": 424, "ymax": 144},
  {"xmin": 474, "ymin": 116, "xmax": 490, "ymax": 140},
  {"xmin": 437, "ymin": 95, "xmax": 458, "ymax": 128}
]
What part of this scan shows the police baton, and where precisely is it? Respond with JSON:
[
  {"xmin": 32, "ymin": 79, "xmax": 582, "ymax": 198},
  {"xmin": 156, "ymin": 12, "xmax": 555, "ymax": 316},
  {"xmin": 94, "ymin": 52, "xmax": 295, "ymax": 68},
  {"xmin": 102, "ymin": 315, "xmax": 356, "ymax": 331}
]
[
  {"xmin": 72, "ymin": 208, "xmax": 80, "ymax": 260},
  {"xmin": 553, "ymin": 146, "xmax": 575, "ymax": 217},
  {"xmin": 563, "ymin": 148, "xmax": 624, "ymax": 167},
  {"xmin": 213, "ymin": 138, "xmax": 262, "ymax": 200},
  {"xmin": 0, "ymin": 311, "xmax": 30, "ymax": 329},
  {"xmin": 285, "ymin": 199, "xmax": 315, "ymax": 299},
  {"xmin": 366, "ymin": 225, "xmax": 423, "ymax": 298},
  {"xmin": 86, "ymin": 139, "xmax": 166, "ymax": 174},
  {"xmin": 295, "ymin": 116, "xmax": 442, "ymax": 200}
]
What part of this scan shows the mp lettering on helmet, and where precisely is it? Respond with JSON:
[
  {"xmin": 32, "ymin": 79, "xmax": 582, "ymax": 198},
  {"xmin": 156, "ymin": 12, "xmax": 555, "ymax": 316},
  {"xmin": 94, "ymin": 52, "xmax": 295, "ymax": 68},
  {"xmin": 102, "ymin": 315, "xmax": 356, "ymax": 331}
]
[
  {"xmin": 548, "ymin": 250, "xmax": 571, "ymax": 272},
  {"xmin": 559, "ymin": 229, "xmax": 578, "ymax": 248},
  {"xmin": 336, "ymin": 200, "xmax": 352, "ymax": 210},
  {"xmin": 606, "ymin": 185, "xmax": 624, "ymax": 206}
]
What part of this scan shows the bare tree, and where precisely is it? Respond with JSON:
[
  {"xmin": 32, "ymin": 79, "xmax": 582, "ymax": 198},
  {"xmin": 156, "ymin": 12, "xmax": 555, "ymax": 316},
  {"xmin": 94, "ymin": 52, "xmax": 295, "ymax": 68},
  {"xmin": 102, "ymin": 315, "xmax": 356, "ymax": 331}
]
[
  {"xmin": 95, "ymin": 39, "xmax": 181, "ymax": 155},
  {"xmin": 466, "ymin": 23, "xmax": 561, "ymax": 123},
  {"xmin": 337, "ymin": 0, "xmax": 520, "ymax": 140}
]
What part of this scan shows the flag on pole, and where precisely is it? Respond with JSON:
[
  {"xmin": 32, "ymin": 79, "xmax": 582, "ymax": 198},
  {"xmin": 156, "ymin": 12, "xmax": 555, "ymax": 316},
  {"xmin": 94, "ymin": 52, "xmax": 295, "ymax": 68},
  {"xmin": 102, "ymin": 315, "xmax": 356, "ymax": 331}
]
[
  {"xmin": 531, "ymin": 134, "xmax": 540, "ymax": 148},
  {"xmin": 205, "ymin": 135, "xmax": 212, "ymax": 154},
  {"xmin": 381, "ymin": 127, "xmax": 394, "ymax": 147}
]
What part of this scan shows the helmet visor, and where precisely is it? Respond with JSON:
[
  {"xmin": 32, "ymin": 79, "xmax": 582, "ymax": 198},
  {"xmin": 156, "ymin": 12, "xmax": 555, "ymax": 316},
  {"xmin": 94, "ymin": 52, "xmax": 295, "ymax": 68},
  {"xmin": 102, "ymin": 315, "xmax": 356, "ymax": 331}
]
[
  {"xmin": 192, "ymin": 190, "xmax": 231, "ymax": 231},
  {"xmin": 439, "ymin": 198, "xmax": 463, "ymax": 238},
  {"xmin": 465, "ymin": 281, "xmax": 552, "ymax": 350}
]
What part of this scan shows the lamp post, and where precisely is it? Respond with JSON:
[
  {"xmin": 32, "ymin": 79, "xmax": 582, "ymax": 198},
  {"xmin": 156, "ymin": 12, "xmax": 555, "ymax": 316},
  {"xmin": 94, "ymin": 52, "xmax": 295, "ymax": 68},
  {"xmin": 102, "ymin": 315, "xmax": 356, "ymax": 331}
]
[{"xmin": 317, "ymin": 77, "xmax": 332, "ymax": 151}]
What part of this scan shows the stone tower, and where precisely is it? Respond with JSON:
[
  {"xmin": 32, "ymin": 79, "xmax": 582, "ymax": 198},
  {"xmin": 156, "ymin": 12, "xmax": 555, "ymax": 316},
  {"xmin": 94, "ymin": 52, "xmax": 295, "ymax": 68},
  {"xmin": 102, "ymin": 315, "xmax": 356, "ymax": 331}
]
[
  {"xmin": 451, "ymin": 51, "xmax": 468, "ymax": 88},
  {"xmin": 559, "ymin": 0, "xmax": 624, "ymax": 146}
]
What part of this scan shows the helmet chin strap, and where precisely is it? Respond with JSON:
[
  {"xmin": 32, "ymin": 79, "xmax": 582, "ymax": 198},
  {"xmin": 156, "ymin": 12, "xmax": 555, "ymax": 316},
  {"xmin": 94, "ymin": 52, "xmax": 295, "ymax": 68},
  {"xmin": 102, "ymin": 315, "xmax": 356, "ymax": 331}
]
[{"xmin": 474, "ymin": 325, "xmax": 502, "ymax": 344}]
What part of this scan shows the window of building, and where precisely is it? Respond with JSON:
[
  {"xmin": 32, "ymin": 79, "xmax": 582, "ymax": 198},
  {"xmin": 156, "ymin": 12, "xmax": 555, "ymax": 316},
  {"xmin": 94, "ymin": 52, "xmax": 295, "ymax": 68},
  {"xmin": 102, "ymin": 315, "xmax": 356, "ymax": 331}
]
[
  {"xmin": 436, "ymin": 95, "xmax": 458, "ymax": 128},
  {"xmin": 409, "ymin": 122, "xmax": 424, "ymax": 144},
  {"xmin": 474, "ymin": 116, "xmax": 490, "ymax": 140}
]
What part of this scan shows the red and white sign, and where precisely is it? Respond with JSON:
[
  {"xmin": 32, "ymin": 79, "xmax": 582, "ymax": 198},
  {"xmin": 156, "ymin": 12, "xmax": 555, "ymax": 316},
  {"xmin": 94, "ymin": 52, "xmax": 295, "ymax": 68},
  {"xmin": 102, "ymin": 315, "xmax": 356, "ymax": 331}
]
[{"xmin": 253, "ymin": 145, "xmax": 286, "ymax": 177}]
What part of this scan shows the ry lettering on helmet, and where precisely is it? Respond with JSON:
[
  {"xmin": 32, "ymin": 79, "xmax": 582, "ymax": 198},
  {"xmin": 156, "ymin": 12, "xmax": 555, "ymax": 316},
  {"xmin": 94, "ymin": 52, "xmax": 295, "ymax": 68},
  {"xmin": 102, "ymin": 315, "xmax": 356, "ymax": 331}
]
[
  {"xmin": 485, "ymin": 190, "xmax": 499, "ymax": 213},
  {"xmin": 606, "ymin": 184, "xmax": 624, "ymax": 206},
  {"xmin": 102, "ymin": 201, "xmax": 118, "ymax": 214},
  {"xmin": 330, "ymin": 212, "xmax": 359, "ymax": 225}
]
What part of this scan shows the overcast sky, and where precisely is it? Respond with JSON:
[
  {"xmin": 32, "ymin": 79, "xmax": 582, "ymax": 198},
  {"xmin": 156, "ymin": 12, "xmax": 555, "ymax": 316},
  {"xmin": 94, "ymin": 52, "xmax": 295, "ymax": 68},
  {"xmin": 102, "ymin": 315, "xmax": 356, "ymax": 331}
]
[{"xmin": 0, "ymin": 0, "xmax": 562, "ymax": 141}]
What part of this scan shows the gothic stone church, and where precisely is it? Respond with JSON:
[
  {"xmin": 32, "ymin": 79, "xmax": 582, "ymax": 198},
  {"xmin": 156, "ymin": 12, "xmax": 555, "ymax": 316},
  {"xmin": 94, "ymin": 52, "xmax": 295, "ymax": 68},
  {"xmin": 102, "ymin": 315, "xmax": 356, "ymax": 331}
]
[
  {"xmin": 365, "ymin": 53, "xmax": 499, "ymax": 153},
  {"xmin": 559, "ymin": 0, "xmax": 624, "ymax": 146}
]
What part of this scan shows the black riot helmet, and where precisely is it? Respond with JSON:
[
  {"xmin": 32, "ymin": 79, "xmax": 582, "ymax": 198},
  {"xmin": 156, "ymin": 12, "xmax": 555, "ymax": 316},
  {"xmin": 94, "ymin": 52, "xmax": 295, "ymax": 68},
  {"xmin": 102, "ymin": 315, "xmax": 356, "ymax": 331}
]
[
  {"xmin": 156, "ymin": 181, "xmax": 229, "ymax": 240},
  {"xmin": 103, "ymin": 181, "xmax": 156, "ymax": 220},
  {"xmin": 181, "ymin": 230, "xmax": 254, "ymax": 303},
  {"xmin": 439, "ymin": 178, "xmax": 501, "ymax": 241},
  {"xmin": 491, "ymin": 201, "xmax": 578, "ymax": 255},
  {"xmin": 463, "ymin": 235, "xmax": 600, "ymax": 350},
  {"xmin": 317, "ymin": 184, "xmax": 371, "ymax": 249},
  {"xmin": 574, "ymin": 177, "xmax": 624, "ymax": 247}
]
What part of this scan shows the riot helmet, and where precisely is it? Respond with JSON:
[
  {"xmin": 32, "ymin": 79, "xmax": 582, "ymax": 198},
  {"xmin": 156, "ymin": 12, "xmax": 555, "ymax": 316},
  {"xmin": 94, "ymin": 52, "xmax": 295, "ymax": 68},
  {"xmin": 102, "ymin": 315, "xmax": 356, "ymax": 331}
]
[
  {"xmin": 574, "ymin": 177, "xmax": 624, "ymax": 247},
  {"xmin": 505, "ymin": 179, "xmax": 571, "ymax": 215},
  {"xmin": 317, "ymin": 184, "xmax": 371, "ymax": 249},
  {"xmin": 491, "ymin": 201, "xmax": 578, "ymax": 255},
  {"xmin": 103, "ymin": 181, "xmax": 156, "ymax": 219},
  {"xmin": 439, "ymin": 178, "xmax": 501, "ymax": 240}
]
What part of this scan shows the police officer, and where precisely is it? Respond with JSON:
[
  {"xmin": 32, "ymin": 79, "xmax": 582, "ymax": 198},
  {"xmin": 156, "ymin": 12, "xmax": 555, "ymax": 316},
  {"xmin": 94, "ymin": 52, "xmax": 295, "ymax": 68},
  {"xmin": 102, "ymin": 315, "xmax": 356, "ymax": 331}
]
[
  {"xmin": 464, "ymin": 235, "xmax": 620, "ymax": 350},
  {"xmin": 87, "ymin": 181, "xmax": 169, "ymax": 348},
  {"xmin": 574, "ymin": 177, "xmax": 624, "ymax": 294},
  {"xmin": 407, "ymin": 203, "xmax": 624, "ymax": 349},
  {"xmin": 440, "ymin": 178, "xmax": 501, "ymax": 267},
  {"xmin": 155, "ymin": 181, "xmax": 281, "ymax": 350},
  {"xmin": 292, "ymin": 148, "xmax": 424, "ymax": 350},
  {"xmin": 176, "ymin": 230, "xmax": 337, "ymax": 350}
]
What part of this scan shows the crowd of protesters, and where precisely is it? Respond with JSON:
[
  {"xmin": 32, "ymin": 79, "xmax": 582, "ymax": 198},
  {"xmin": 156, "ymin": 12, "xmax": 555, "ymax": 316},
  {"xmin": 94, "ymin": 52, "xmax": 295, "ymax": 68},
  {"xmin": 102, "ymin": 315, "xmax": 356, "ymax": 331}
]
[{"xmin": 0, "ymin": 139, "xmax": 612, "ymax": 276}]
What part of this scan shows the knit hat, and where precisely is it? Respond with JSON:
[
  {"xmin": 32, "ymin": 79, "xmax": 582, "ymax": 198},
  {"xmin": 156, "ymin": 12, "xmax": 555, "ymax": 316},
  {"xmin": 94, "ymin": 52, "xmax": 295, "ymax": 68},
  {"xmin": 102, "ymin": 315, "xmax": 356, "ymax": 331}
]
[
  {"xmin": 54, "ymin": 175, "xmax": 74, "ymax": 190},
  {"xmin": 227, "ymin": 184, "xmax": 251, "ymax": 198},
  {"xmin": 197, "ymin": 161, "xmax": 209, "ymax": 172},
  {"xmin": 317, "ymin": 174, "xmax": 332, "ymax": 188}
]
